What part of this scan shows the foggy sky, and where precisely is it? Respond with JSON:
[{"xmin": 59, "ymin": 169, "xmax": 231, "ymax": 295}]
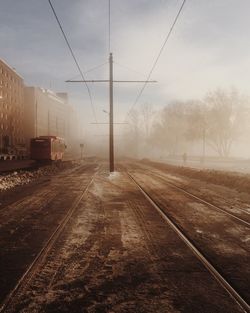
[{"xmin": 1, "ymin": 0, "xmax": 250, "ymax": 137}]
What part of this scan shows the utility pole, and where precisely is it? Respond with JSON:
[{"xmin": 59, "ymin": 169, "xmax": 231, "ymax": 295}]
[
  {"xmin": 66, "ymin": 53, "xmax": 157, "ymax": 173},
  {"xmin": 109, "ymin": 53, "xmax": 114, "ymax": 172},
  {"xmin": 35, "ymin": 100, "xmax": 38, "ymax": 137}
]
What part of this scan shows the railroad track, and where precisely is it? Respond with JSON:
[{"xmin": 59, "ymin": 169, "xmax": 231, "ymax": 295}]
[
  {"xmin": 138, "ymin": 167, "xmax": 250, "ymax": 228},
  {"xmin": 0, "ymin": 174, "xmax": 95, "ymax": 313},
  {"xmin": 127, "ymin": 172, "xmax": 250, "ymax": 313},
  {"xmin": 0, "ymin": 163, "xmax": 95, "ymax": 213}
]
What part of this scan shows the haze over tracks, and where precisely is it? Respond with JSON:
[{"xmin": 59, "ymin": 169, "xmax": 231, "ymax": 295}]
[{"xmin": 3, "ymin": 165, "xmax": 248, "ymax": 313}]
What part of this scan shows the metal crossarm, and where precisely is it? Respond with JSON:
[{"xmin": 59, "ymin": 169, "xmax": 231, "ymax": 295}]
[{"xmin": 66, "ymin": 53, "xmax": 157, "ymax": 172}]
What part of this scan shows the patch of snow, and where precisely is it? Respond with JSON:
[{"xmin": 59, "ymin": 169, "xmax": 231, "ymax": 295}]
[
  {"xmin": 108, "ymin": 171, "xmax": 120, "ymax": 180},
  {"xmin": 245, "ymin": 207, "xmax": 250, "ymax": 214},
  {"xmin": 120, "ymin": 208, "xmax": 144, "ymax": 249},
  {"xmin": 0, "ymin": 163, "xmax": 75, "ymax": 192},
  {"xmin": 242, "ymin": 235, "xmax": 250, "ymax": 243},
  {"xmin": 196, "ymin": 229, "xmax": 203, "ymax": 234},
  {"xmin": 213, "ymin": 242, "xmax": 247, "ymax": 256},
  {"xmin": 91, "ymin": 182, "xmax": 104, "ymax": 197},
  {"xmin": 163, "ymin": 173, "xmax": 185, "ymax": 183},
  {"xmin": 0, "ymin": 172, "xmax": 33, "ymax": 191}
]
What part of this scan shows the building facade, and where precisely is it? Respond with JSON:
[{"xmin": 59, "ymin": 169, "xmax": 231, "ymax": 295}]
[
  {"xmin": 0, "ymin": 58, "xmax": 82, "ymax": 158},
  {"xmin": 24, "ymin": 87, "xmax": 81, "ymax": 155},
  {"xmin": 0, "ymin": 59, "xmax": 25, "ymax": 155}
]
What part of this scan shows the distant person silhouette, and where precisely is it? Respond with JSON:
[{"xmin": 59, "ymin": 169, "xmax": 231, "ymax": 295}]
[{"xmin": 182, "ymin": 152, "xmax": 187, "ymax": 165}]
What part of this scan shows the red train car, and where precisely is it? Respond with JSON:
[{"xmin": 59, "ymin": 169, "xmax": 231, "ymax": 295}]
[{"xmin": 30, "ymin": 136, "xmax": 66, "ymax": 161}]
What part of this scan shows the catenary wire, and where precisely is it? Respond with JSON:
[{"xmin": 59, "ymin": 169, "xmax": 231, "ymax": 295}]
[
  {"xmin": 67, "ymin": 62, "xmax": 108, "ymax": 82},
  {"xmin": 114, "ymin": 61, "xmax": 147, "ymax": 78},
  {"xmin": 47, "ymin": 0, "xmax": 98, "ymax": 124},
  {"xmin": 125, "ymin": 0, "xmax": 187, "ymax": 121}
]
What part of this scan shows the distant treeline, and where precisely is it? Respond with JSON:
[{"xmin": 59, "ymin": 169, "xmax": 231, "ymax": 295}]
[{"xmin": 123, "ymin": 88, "xmax": 250, "ymax": 158}]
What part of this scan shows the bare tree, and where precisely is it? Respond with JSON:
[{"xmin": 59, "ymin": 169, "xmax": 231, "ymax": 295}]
[
  {"xmin": 144, "ymin": 88, "xmax": 249, "ymax": 159},
  {"xmin": 141, "ymin": 102, "xmax": 154, "ymax": 140},
  {"xmin": 204, "ymin": 88, "xmax": 247, "ymax": 157},
  {"xmin": 149, "ymin": 101, "xmax": 189, "ymax": 156},
  {"xmin": 185, "ymin": 100, "xmax": 208, "ymax": 159},
  {"xmin": 123, "ymin": 109, "xmax": 141, "ymax": 158}
]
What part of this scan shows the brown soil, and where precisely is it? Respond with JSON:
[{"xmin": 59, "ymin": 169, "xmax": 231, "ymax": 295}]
[
  {"xmin": 5, "ymin": 168, "xmax": 246, "ymax": 313},
  {"xmin": 142, "ymin": 159, "xmax": 250, "ymax": 194}
]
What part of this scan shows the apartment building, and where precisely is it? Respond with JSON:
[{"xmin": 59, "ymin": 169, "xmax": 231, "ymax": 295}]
[
  {"xmin": 24, "ymin": 87, "xmax": 81, "ymax": 154},
  {"xmin": 0, "ymin": 59, "xmax": 25, "ymax": 155},
  {"xmin": 0, "ymin": 58, "xmax": 82, "ymax": 158}
]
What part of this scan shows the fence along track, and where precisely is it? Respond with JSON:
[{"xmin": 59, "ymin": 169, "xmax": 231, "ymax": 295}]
[
  {"xmin": 127, "ymin": 172, "xmax": 250, "ymax": 313},
  {"xmin": 0, "ymin": 174, "xmax": 95, "ymax": 313}
]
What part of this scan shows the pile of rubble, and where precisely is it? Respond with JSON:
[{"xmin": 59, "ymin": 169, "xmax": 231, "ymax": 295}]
[{"xmin": 0, "ymin": 162, "xmax": 77, "ymax": 192}]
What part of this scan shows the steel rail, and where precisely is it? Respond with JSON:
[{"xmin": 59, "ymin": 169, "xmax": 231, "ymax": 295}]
[
  {"xmin": 146, "ymin": 169, "xmax": 250, "ymax": 228},
  {"xmin": 0, "ymin": 174, "xmax": 95, "ymax": 313},
  {"xmin": 0, "ymin": 163, "xmax": 92, "ymax": 213},
  {"xmin": 127, "ymin": 172, "xmax": 250, "ymax": 313}
]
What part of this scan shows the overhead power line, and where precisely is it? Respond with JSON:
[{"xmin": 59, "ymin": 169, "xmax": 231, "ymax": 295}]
[
  {"xmin": 47, "ymin": 0, "xmax": 98, "ymax": 123},
  {"xmin": 114, "ymin": 61, "xmax": 147, "ymax": 78},
  {"xmin": 66, "ymin": 61, "xmax": 108, "ymax": 82},
  {"xmin": 125, "ymin": 0, "xmax": 187, "ymax": 121}
]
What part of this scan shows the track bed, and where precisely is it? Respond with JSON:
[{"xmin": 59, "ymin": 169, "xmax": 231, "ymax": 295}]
[{"xmin": 1, "ymin": 163, "xmax": 248, "ymax": 312}]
